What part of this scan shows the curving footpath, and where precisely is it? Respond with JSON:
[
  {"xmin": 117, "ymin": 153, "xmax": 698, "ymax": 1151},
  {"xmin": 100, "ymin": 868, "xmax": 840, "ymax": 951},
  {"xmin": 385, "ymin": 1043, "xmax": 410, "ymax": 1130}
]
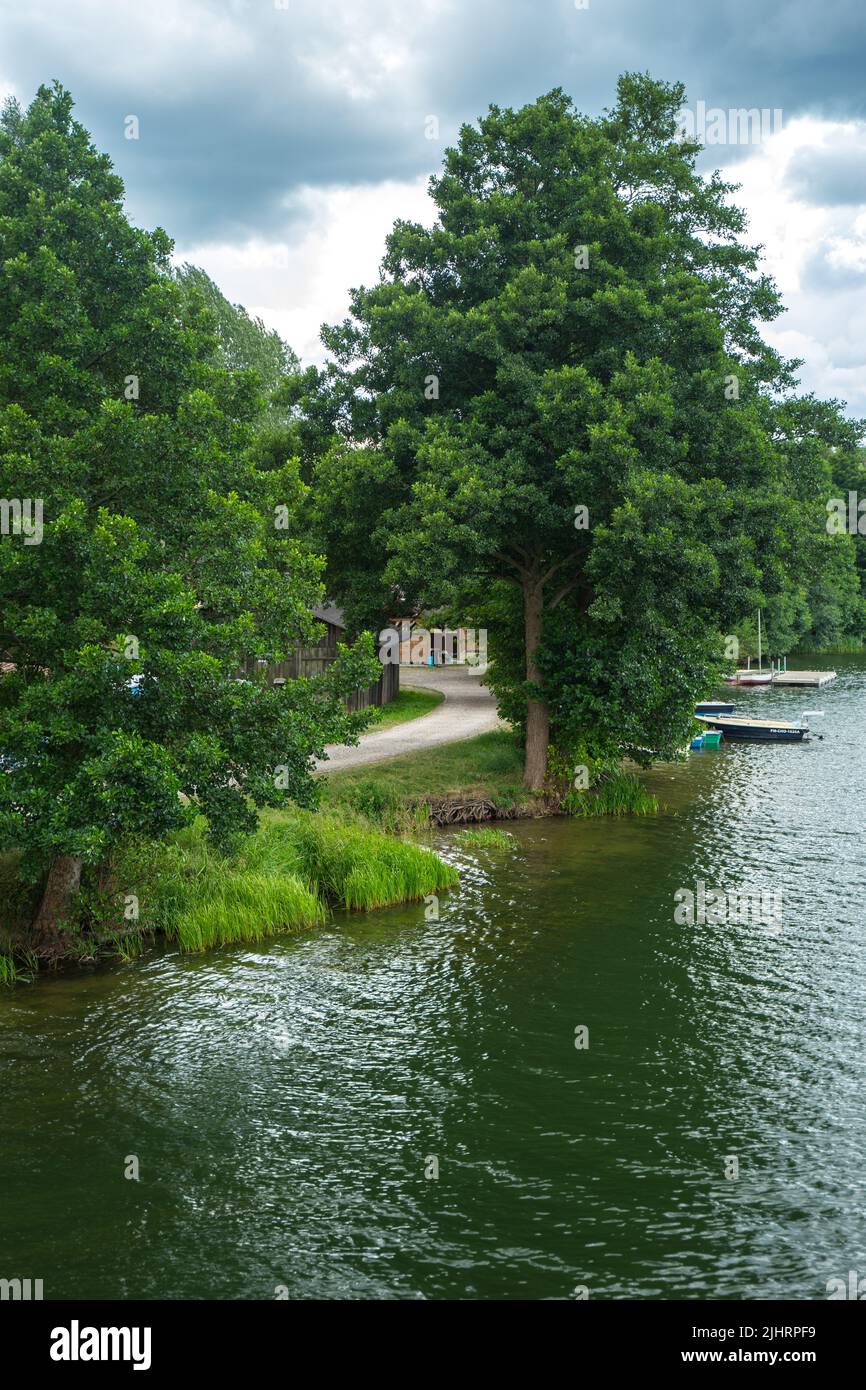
[{"xmin": 315, "ymin": 664, "xmax": 502, "ymax": 773}]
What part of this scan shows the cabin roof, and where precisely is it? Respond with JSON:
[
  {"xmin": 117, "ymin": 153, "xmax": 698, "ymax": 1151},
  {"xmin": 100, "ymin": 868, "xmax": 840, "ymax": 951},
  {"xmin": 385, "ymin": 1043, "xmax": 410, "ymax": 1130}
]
[{"xmin": 312, "ymin": 603, "xmax": 346, "ymax": 630}]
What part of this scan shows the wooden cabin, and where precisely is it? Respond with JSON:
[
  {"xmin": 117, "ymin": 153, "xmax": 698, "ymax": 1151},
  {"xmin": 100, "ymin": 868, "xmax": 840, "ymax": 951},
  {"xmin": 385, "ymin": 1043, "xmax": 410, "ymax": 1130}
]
[{"xmin": 241, "ymin": 604, "xmax": 398, "ymax": 710}]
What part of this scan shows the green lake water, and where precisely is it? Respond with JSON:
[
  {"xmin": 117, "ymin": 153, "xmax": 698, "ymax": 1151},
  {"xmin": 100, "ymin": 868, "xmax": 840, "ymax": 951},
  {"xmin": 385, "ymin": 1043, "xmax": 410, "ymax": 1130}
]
[{"xmin": 2, "ymin": 657, "xmax": 865, "ymax": 1300}]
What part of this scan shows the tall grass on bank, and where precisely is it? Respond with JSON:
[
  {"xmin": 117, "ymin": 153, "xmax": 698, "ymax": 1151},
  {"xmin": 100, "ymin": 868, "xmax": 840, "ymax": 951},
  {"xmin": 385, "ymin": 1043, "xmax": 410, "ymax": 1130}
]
[
  {"xmin": 168, "ymin": 873, "xmax": 325, "ymax": 952},
  {"xmin": 0, "ymin": 952, "xmax": 19, "ymax": 985},
  {"xmin": 109, "ymin": 810, "xmax": 459, "ymax": 952},
  {"xmin": 0, "ymin": 808, "xmax": 461, "ymax": 979},
  {"xmin": 795, "ymin": 639, "xmax": 863, "ymax": 654},
  {"xmin": 266, "ymin": 810, "xmax": 459, "ymax": 911},
  {"xmin": 563, "ymin": 770, "xmax": 658, "ymax": 817},
  {"xmin": 1, "ymin": 850, "xmax": 36, "ymax": 983},
  {"xmin": 124, "ymin": 822, "xmax": 326, "ymax": 952},
  {"xmin": 326, "ymin": 778, "xmax": 432, "ymax": 835}
]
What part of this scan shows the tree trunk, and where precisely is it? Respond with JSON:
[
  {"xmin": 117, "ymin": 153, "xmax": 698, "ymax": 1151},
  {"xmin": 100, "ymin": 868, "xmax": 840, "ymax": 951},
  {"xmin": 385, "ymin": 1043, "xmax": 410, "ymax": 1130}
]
[
  {"xmin": 31, "ymin": 854, "xmax": 84, "ymax": 957},
  {"xmin": 523, "ymin": 578, "xmax": 550, "ymax": 790}
]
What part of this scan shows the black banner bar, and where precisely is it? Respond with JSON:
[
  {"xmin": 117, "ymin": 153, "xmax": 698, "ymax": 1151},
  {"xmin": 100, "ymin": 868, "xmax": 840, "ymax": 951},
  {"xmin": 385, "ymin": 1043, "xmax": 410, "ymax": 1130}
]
[{"xmin": 4, "ymin": 1298, "xmax": 857, "ymax": 1374}]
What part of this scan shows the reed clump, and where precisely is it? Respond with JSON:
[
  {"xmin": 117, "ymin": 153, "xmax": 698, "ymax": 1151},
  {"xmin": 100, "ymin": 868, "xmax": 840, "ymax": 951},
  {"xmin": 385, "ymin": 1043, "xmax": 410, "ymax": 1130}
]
[
  {"xmin": 265, "ymin": 809, "xmax": 459, "ymax": 912},
  {"xmin": 113, "ymin": 808, "xmax": 459, "ymax": 950},
  {"xmin": 563, "ymin": 770, "xmax": 657, "ymax": 817},
  {"xmin": 452, "ymin": 827, "xmax": 516, "ymax": 849}
]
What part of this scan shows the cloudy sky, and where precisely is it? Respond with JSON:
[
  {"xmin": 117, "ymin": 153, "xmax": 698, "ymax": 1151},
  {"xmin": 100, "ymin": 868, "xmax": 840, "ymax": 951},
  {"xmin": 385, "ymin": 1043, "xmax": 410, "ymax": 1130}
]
[{"xmin": 2, "ymin": 0, "xmax": 866, "ymax": 411}]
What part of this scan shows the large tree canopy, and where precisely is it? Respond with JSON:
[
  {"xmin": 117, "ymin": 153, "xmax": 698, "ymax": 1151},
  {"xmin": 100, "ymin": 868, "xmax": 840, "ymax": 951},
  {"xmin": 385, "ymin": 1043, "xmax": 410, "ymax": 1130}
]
[
  {"xmin": 0, "ymin": 84, "xmax": 378, "ymax": 951},
  {"xmin": 174, "ymin": 262, "xmax": 299, "ymax": 400},
  {"xmin": 309, "ymin": 74, "xmax": 863, "ymax": 785}
]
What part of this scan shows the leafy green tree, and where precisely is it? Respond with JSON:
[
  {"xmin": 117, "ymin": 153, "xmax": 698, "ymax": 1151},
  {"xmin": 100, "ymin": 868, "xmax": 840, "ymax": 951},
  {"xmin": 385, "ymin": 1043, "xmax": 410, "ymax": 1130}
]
[
  {"xmin": 307, "ymin": 438, "xmax": 419, "ymax": 636},
  {"xmin": 816, "ymin": 405, "xmax": 866, "ymax": 642},
  {"xmin": 315, "ymin": 75, "xmax": 861, "ymax": 785},
  {"xmin": 737, "ymin": 396, "xmax": 866, "ymax": 656},
  {"xmin": 174, "ymin": 266, "xmax": 312, "ymax": 524},
  {"xmin": 0, "ymin": 85, "xmax": 378, "ymax": 953},
  {"xmin": 174, "ymin": 262, "xmax": 298, "ymax": 397}
]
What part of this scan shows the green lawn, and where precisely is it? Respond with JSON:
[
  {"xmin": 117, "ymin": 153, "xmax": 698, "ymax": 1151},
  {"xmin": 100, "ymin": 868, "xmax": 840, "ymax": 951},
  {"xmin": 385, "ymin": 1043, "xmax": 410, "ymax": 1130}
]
[
  {"xmin": 366, "ymin": 685, "xmax": 445, "ymax": 731},
  {"xmin": 321, "ymin": 729, "xmax": 527, "ymax": 810},
  {"xmin": 321, "ymin": 727, "xmax": 657, "ymax": 826}
]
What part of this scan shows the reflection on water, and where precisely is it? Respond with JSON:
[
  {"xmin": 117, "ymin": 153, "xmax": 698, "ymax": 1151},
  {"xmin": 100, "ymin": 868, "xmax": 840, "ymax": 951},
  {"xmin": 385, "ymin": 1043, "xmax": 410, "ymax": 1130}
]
[{"xmin": 1, "ymin": 660, "xmax": 865, "ymax": 1299}]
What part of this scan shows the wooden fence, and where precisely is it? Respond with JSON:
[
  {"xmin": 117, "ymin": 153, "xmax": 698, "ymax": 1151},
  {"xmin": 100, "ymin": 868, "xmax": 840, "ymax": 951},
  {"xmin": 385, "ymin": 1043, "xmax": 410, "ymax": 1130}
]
[
  {"xmin": 346, "ymin": 658, "xmax": 399, "ymax": 712},
  {"xmin": 240, "ymin": 649, "xmax": 399, "ymax": 711}
]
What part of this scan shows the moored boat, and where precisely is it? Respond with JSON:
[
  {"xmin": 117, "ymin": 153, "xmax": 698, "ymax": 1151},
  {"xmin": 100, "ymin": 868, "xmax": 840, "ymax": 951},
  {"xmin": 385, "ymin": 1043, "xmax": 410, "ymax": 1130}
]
[
  {"xmin": 724, "ymin": 669, "xmax": 773, "ymax": 686},
  {"xmin": 694, "ymin": 714, "xmax": 808, "ymax": 742},
  {"xmin": 695, "ymin": 701, "xmax": 734, "ymax": 714}
]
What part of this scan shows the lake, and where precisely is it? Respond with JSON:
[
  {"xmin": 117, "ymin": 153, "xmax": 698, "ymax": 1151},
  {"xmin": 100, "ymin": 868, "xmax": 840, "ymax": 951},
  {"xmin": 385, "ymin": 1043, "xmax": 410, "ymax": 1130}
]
[{"xmin": 2, "ymin": 657, "xmax": 865, "ymax": 1300}]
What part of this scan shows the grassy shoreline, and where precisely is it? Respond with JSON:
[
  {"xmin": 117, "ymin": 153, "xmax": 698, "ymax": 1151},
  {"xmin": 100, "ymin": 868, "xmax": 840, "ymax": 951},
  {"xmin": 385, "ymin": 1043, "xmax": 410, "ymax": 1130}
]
[
  {"xmin": 2, "ymin": 727, "xmax": 657, "ymax": 985},
  {"xmin": 0, "ymin": 808, "xmax": 459, "ymax": 984},
  {"xmin": 322, "ymin": 729, "xmax": 657, "ymax": 828}
]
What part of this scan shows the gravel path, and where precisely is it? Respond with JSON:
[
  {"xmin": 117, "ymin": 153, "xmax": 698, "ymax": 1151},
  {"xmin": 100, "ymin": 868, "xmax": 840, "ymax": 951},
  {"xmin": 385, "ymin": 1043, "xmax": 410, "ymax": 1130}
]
[{"xmin": 315, "ymin": 664, "xmax": 502, "ymax": 773}]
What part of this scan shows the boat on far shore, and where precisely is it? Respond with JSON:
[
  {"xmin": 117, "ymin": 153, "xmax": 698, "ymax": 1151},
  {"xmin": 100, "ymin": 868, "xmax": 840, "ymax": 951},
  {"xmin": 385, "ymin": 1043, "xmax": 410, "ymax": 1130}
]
[{"xmin": 725, "ymin": 668, "xmax": 773, "ymax": 686}]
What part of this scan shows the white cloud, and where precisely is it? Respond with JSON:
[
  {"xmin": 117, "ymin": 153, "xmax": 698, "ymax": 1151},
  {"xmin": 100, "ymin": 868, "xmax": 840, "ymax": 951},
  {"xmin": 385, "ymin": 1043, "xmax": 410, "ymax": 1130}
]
[
  {"xmin": 722, "ymin": 116, "xmax": 866, "ymax": 411},
  {"xmin": 175, "ymin": 176, "xmax": 434, "ymax": 365},
  {"xmin": 179, "ymin": 117, "xmax": 866, "ymax": 416}
]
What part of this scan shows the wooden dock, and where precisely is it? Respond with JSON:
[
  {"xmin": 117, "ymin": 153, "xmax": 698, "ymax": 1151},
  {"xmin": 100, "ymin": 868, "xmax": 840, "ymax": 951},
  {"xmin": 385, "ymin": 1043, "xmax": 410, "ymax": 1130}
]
[{"xmin": 771, "ymin": 670, "xmax": 836, "ymax": 687}]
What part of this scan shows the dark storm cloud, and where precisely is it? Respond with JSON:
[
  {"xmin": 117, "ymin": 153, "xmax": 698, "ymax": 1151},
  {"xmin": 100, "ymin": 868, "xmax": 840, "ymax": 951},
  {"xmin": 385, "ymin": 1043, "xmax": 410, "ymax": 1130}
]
[{"xmin": 1, "ymin": 0, "xmax": 865, "ymax": 243}]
